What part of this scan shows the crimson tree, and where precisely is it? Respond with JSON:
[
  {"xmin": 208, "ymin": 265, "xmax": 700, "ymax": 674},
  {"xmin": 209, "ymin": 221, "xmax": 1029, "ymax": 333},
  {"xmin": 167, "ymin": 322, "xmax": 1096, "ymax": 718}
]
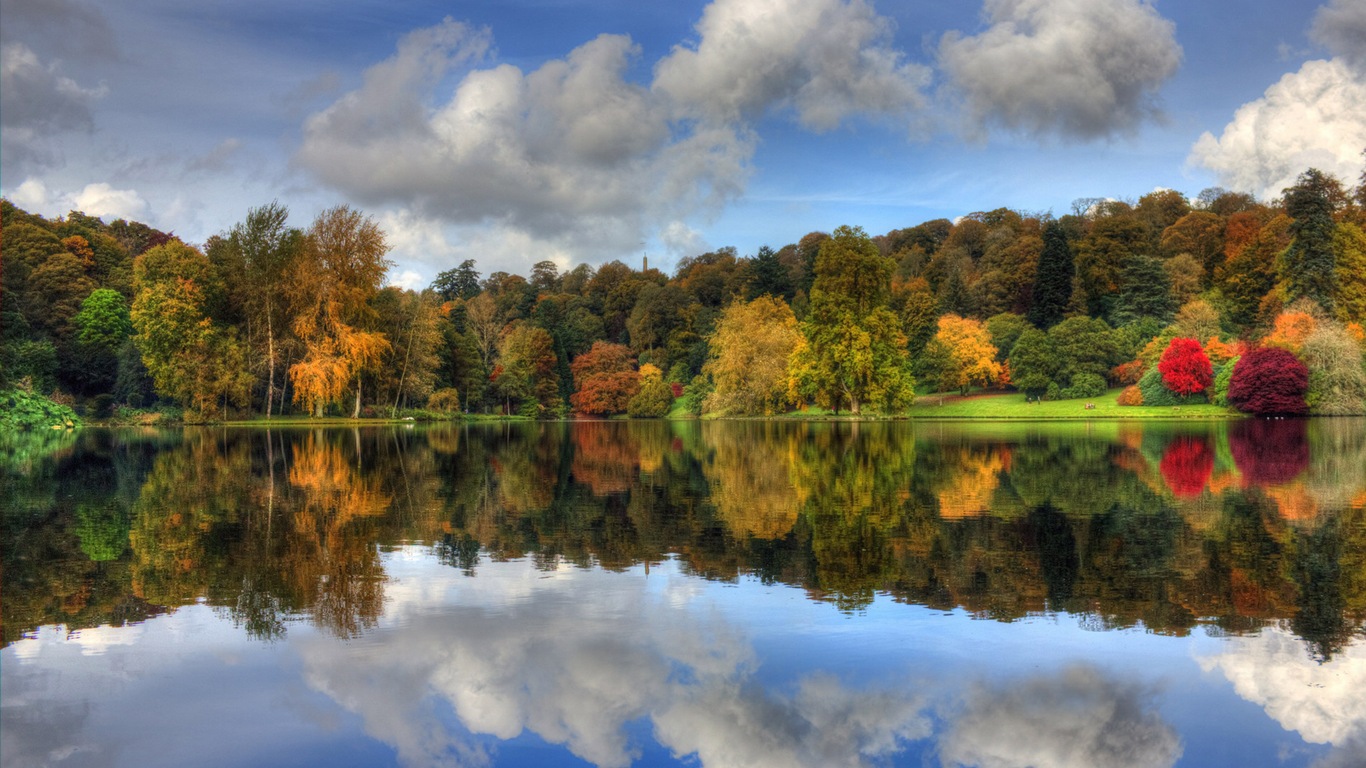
[
  {"xmin": 1227, "ymin": 347, "xmax": 1309, "ymax": 416},
  {"xmin": 1157, "ymin": 337, "xmax": 1213, "ymax": 396}
]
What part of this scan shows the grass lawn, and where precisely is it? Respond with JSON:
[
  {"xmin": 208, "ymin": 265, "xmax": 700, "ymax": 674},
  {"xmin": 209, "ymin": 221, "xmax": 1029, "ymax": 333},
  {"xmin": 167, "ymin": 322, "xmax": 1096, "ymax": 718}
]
[{"xmin": 904, "ymin": 389, "xmax": 1238, "ymax": 420}]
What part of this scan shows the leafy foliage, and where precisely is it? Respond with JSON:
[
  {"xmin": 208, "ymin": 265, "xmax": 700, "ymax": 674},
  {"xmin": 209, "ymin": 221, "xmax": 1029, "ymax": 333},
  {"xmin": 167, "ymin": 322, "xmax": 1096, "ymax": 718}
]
[
  {"xmin": 1157, "ymin": 337, "xmax": 1213, "ymax": 396},
  {"xmin": 1228, "ymin": 347, "xmax": 1310, "ymax": 416}
]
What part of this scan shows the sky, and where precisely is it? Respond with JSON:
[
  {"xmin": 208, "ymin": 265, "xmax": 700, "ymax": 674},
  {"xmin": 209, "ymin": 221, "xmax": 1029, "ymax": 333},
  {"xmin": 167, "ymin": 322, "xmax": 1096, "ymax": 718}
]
[{"xmin": 3, "ymin": 0, "xmax": 1365, "ymax": 288}]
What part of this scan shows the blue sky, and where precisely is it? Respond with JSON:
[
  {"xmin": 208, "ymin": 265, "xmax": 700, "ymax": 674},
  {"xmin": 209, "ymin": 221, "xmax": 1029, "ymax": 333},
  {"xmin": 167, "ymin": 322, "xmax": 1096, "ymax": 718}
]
[{"xmin": 3, "ymin": 0, "xmax": 1364, "ymax": 287}]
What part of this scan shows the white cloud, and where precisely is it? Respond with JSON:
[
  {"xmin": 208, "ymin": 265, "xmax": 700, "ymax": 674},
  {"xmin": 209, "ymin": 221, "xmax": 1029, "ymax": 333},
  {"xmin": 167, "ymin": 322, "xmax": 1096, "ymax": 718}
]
[
  {"xmin": 1312, "ymin": 0, "xmax": 1366, "ymax": 68},
  {"xmin": 297, "ymin": 559, "xmax": 928, "ymax": 768},
  {"xmin": 5, "ymin": 177, "xmax": 148, "ymax": 221},
  {"xmin": 937, "ymin": 665, "xmax": 1183, "ymax": 768},
  {"xmin": 1199, "ymin": 627, "xmax": 1366, "ymax": 749},
  {"xmin": 1188, "ymin": 58, "xmax": 1366, "ymax": 199},
  {"xmin": 939, "ymin": 0, "xmax": 1181, "ymax": 140},
  {"xmin": 70, "ymin": 182, "xmax": 149, "ymax": 220},
  {"xmin": 652, "ymin": 0, "xmax": 929, "ymax": 131},
  {"xmin": 297, "ymin": 0, "xmax": 931, "ymax": 270}
]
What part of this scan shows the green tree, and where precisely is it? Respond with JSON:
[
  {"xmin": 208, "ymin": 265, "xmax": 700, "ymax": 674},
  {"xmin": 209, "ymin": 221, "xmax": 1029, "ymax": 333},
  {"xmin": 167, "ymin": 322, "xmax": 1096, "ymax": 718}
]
[
  {"xmin": 1112, "ymin": 253, "xmax": 1176, "ymax": 326},
  {"xmin": 216, "ymin": 201, "xmax": 302, "ymax": 418},
  {"xmin": 1007, "ymin": 327, "xmax": 1057, "ymax": 398},
  {"xmin": 789, "ymin": 226, "xmax": 914, "ymax": 414},
  {"xmin": 1281, "ymin": 168, "xmax": 1342, "ymax": 312},
  {"xmin": 432, "ymin": 259, "xmax": 481, "ymax": 301},
  {"xmin": 1028, "ymin": 222, "xmax": 1073, "ymax": 329},
  {"xmin": 70, "ymin": 288, "xmax": 132, "ymax": 394},
  {"xmin": 496, "ymin": 322, "xmax": 561, "ymax": 416},
  {"xmin": 131, "ymin": 242, "xmax": 252, "ymax": 417}
]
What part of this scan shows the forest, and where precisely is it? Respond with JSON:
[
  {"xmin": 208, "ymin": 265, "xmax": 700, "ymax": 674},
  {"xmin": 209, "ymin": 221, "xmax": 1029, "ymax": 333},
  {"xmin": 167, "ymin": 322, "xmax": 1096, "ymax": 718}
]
[{"xmin": 2, "ymin": 163, "xmax": 1365, "ymax": 423}]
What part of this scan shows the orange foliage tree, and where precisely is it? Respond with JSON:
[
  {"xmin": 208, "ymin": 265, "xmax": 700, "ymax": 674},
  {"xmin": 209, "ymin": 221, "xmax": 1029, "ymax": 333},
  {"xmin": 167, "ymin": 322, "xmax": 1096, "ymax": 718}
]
[
  {"xmin": 569, "ymin": 341, "xmax": 638, "ymax": 415},
  {"xmin": 926, "ymin": 314, "xmax": 1002, "ymax": 395},
  {"xmin": 287, "ymin": 206, "xmax": 391, "ymax": 417},
  {"xmin": 1262, "ymin": 309, "xmax": 1318, "ymax": 354}
]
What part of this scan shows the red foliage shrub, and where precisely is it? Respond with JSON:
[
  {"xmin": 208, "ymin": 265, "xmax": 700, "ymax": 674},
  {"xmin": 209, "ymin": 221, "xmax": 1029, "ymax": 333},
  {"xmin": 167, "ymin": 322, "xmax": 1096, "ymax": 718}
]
[
  {"xmin": 670, "ymin": 382, "xmax": 684, "ymax": 398},
  {"xmin": 1116, "ymin": 385, "xmax": 1143, "ymax": 406},
  {"xmin": 1227, "ymin": 347, "xmax": 1309, "ymax": 416},
  {"xmin": 1159, "ymin": 436, "xmax": 1214, "ymax": 498},
  {"xmin": 1229, "ymin": 418, "xmax": 1309, "ymax": 486},
  {"xmin": 1157, "ymin": 337, "xmax": 1213, "ymax": 396},
  {"xmin": 1112, "ymin": 360, "xmax": 1146, "ymax": 386}
]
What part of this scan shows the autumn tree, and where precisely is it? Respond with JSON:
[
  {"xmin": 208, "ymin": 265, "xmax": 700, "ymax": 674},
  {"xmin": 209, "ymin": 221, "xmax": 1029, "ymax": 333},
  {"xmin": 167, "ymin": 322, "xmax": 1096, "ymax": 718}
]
[
  {"xmin": 213, "ymin": 201, "xmax": 302, "ymax": 417},
  {"xmin": 1157, "ymin": 338, "xmax": 1213, "ymax": 397},
  {"xmin": 627, "ymin": 364, "xmax": 672, "ymax": 418},
  {"xmin": 1160, "ymin": 211, "xmax": 1225, "ymax": 281},
  {"xmin": 287, "ymin": 206, "xmax": 391, "ymax": 417},
  {"xmin": 1217, "ymin": 215, "xmax": 1290, "ymax": 330},
  {"xmin": 1300, "ymin": 322, "xmax": 1366, "ymax": 415},
  {"xmin": 1228, "ymin": 347, "xmax": 1310, "ymax": 416},
  {"xmin": 704, "ymin": 296, "xmax": 801, "ymax": 415},
  {"xmin": 131, "ymin": 242, "xmax": 252, "ymax": 417},
  {"xmin": 1333, "ymin": 222, "xmax": 1366, "ymax": 326},
  {"xmin": 789, "ymin": 226, "xmax": 914, "ymax": 414},
  {"xmin": 496, "ymin": 322, "xmax": 560, "ymax": 416},
  {"xmin": 924, "ymin": 314, "xmax": 1002, "ymax": 395},
  {"xmin": 569, "ymin": 341, "xmax": 639, "ymax": 415}
]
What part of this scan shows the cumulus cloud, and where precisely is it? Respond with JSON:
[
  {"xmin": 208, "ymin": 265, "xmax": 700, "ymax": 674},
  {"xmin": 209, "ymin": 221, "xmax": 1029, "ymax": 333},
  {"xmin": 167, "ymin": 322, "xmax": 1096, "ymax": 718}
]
[
  {"xmin": 653, "ymin": 0, "xmax": 929, "ymax": 130},
  {"xmin": 1312, "ymin": 0, "xmax": 1366, "ymax": 68},
  {"xmin": 938, "ymin": 0, "xmax": 1181, "ymax": 140},
  {"xmin": 1188, "ymin": 58, "xmax": 1366, "ymax": 199},
  {"xmin": 6, "ymin": 177, "xmax": 149, "ymax": 220},
  {"xmin": 937, "ymin": 665, "xmax": 1183, "ymax": 768},
  {"xmin": 1199, "ymin": 627, "xmax": 1366, "ymax": 750},
  {"xmin": 297, "ymin": 559, "xmax": 928, "ymax": 768},
  {"xmin": 297, "ymin": 0, "xmax": 929, "ymax": 267}
]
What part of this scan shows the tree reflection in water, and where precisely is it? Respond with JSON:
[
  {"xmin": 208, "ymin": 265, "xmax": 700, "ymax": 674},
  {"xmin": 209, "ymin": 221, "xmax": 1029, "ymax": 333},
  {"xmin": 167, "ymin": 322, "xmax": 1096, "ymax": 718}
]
[{"xmin": 3, "ymin": 419, "xmax": 1364, "ymax": 656}]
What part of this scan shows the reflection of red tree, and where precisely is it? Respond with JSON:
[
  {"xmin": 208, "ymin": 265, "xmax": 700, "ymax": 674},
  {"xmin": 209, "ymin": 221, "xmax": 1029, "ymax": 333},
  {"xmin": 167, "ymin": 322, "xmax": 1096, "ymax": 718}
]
[
  {"xmin": 1229, "ymin": 419, "xmax": 1309, "ymax": 487},
  {"xmin": 1159, "ymin": 436, "xmax": 1214, "ymax": 498}
]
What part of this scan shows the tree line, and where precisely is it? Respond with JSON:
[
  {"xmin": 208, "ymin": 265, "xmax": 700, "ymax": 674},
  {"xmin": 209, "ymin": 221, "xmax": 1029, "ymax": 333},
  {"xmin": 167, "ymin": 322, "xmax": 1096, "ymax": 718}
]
[{"xmin": 3, "ymin": 163, "xmax": 1365, "ymax": 420}]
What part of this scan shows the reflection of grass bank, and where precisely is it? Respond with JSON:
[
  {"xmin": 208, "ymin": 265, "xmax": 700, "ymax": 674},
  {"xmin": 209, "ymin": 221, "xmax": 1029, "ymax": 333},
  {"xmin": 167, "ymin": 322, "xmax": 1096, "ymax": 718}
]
[
  {"xmin": 906, "ymin": 389, "xmax": 1237, "ymax": 420},
  {"xmin": 689, "ymin": 388, "xmax": 1241, "ymax": 420}
]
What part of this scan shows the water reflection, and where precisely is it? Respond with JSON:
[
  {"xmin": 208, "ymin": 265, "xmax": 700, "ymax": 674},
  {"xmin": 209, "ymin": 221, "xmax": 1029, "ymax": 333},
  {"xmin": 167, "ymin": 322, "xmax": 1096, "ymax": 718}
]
[{"xmin": 4, "ymin": 420, "xmax": 1365, "ymax": 653}]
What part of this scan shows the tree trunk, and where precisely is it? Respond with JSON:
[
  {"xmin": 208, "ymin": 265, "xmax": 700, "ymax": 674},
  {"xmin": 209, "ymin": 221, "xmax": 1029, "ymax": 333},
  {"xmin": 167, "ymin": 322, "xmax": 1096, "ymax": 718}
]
[
  {"xmin": 264, "ymin": 311, "xmax": 275, "ymax": 420},
  {"xmin": 353, "ymin": 380, "xmax": 363, "ymax": 419}
]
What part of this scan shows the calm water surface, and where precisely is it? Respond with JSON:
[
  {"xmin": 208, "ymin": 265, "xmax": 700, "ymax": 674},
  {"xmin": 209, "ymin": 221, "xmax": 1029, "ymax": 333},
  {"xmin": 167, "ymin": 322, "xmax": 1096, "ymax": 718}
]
[{"xmin": 3, "ymin": 419, "xmax": 1365, "ymax": 768}]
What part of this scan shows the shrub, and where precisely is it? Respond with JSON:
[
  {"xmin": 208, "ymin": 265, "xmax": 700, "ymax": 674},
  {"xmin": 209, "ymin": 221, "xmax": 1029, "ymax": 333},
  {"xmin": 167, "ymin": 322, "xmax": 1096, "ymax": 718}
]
[
  {"xmin": 1157, "ymin": 337, "xmax": 1213, "ymax": 396},
  {"xmin": 1227, "ymin": 347, "xmax": 1309, "ymax": 415},
  {"xmin": 1111, "ymin": 359, "xmax": 1146, "ymax": 386},
  {"xmin": 1117, "ymin": 385, "xmax": 1144, "ymax": 406},
  {"xmin": 1060, "ymin": 372, "xmax": 1107, "ymax": 400},
  {"xmin": 427, "ymin": 387, "xmax": 462, "ymax": 414},
  {"xmin": 1045, "ymin": 382, "xmax": 1062, "ymax": 402},
  {"xmin": 627, "ymin": 375, "xmax": 673, "ymax": 418},
  {"xmin": 1138, "ymin": 367, "xmax": 1203, "ymax": 407},
  {"xmin": 1212, "ymin": 358, "xmax": 1238, "ymax": 407}
]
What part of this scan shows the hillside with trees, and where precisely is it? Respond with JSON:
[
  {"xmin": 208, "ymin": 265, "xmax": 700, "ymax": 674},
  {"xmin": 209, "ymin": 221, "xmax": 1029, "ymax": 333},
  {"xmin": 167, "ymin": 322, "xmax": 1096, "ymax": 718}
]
[{"xmin": 3, "ymin": 163, "xmax": 1365, "ymax": 422}]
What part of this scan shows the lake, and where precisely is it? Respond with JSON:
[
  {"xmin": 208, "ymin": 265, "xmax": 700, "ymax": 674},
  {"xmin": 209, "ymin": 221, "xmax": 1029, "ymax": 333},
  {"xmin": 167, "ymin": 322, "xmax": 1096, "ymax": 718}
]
[{"xmin": 3, "ymin": 419, "xmax": 1364, "ymax": 768}]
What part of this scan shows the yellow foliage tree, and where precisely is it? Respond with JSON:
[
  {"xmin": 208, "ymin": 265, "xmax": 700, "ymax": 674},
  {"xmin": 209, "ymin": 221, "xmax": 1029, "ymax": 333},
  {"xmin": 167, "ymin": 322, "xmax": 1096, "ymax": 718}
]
[{"xmin": 704, "ymin": 296, "xmax": 802, "ymax": 415}]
